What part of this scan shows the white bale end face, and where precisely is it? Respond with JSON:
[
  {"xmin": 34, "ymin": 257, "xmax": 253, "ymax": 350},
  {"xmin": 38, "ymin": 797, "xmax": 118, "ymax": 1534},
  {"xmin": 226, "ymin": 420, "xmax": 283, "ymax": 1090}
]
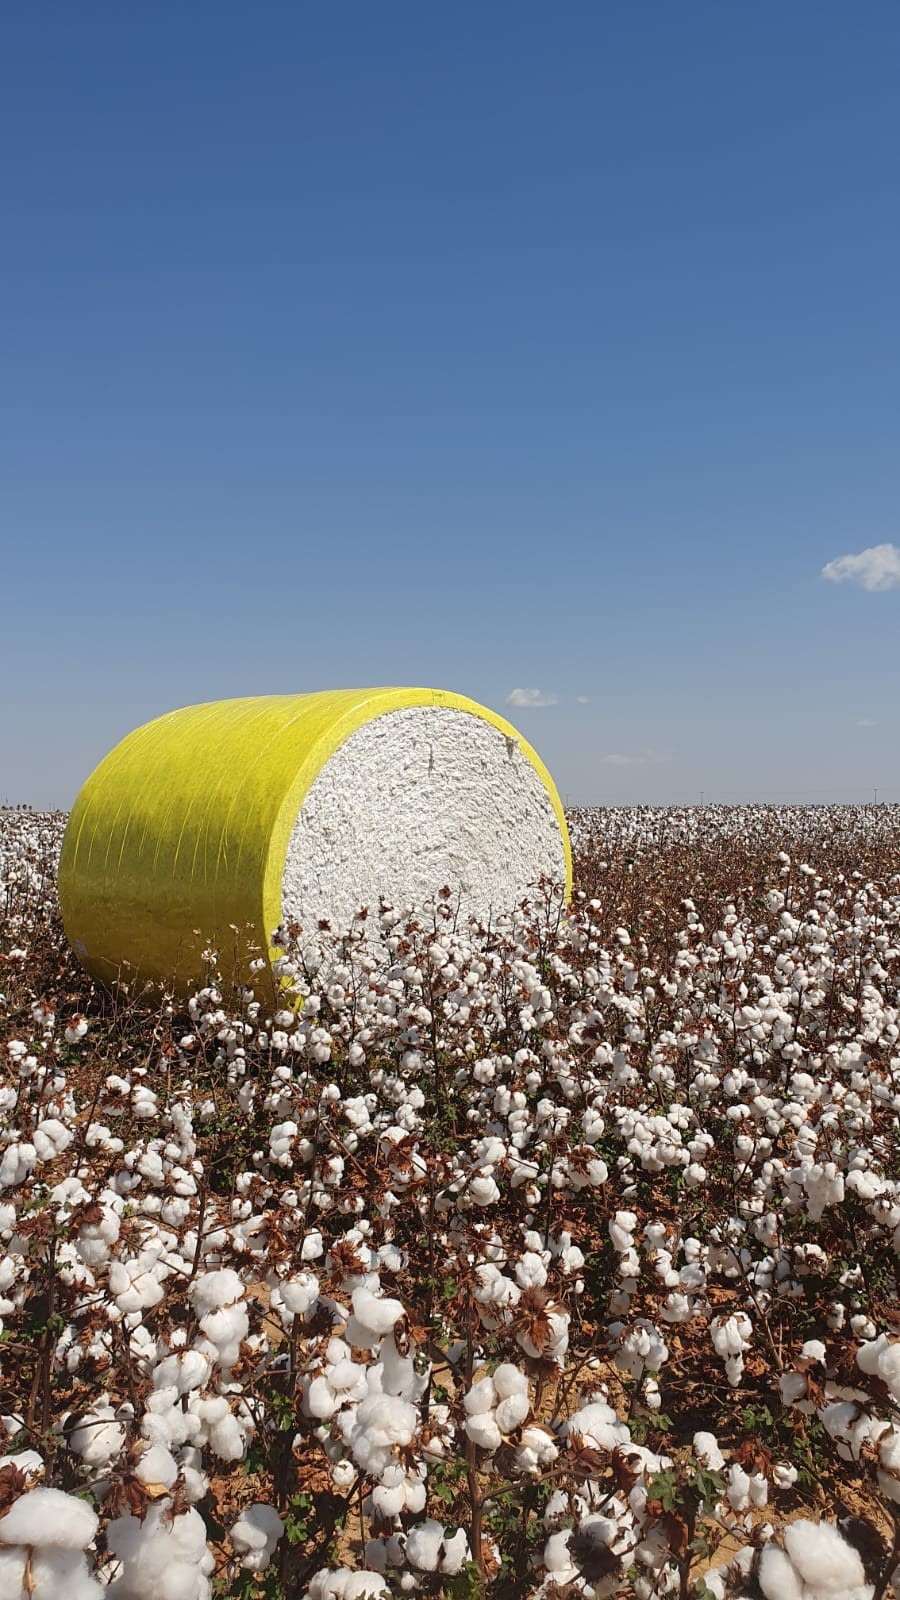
[{"xmin": 283, "ymin": 707, "xmax": 566, "ymax": 935}]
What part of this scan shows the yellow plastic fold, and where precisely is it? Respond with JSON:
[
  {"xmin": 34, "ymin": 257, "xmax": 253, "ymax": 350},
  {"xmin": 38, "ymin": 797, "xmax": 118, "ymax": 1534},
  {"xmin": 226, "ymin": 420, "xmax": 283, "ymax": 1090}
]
[{"xmin": 58, "ymin": 688, "xmax": 572, "ymax": 1000}]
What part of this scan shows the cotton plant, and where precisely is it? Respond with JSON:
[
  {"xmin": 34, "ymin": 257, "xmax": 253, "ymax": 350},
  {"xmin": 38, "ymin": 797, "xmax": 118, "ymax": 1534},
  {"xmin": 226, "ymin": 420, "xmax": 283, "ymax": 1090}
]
[{"xmin": 3, "ymin": 804, "xmax": 900, "ymax": 1594}]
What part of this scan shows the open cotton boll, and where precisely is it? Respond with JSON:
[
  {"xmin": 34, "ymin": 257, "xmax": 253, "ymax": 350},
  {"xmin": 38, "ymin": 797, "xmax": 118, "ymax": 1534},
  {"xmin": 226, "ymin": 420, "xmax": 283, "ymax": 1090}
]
[
  {"xmin": 229, "ymin": 1503, "xmax": 284, "ymax": 1571},
  {"xmin": 107, "ymin": 1255, "xmax": 167, "ymax": 1314},
  {"xmin": 194, "ymin": 1396, "xmax": 248, "ymax": 1462},
  {"xmin": 463, "ymin": 1375, "xmax": 497, "ymax": 1416},
  {"xmin": 514, "ymin": 1424, "xmax": 559, "ymax": 1474},
  {"xmin": 543, "ymin": 1530, "xmax": 578, "ymax": 1583},
  {"xmin": 5, "ymin": 1547, "xmax": 104, "ymax": 1600},
  {"xmin": 565, "ymin": 1401, "xmax": 630, "ymax": 1454},
  {"xmin": 877, "ymin": 1427, "xmax": 900, "ymax": 1503},
  {"xmin": 345, "ymin": 1287, "xmax": 404, "ymax": 1348},
  {"xmin": 277, "ymin": 1272, "xmax": 320, "ymax": 1319},
  {"xmin": 135, "ymin": 1441, "xmax": 179, "ymax": 1489},
  {"xmin": 189, "ymin": 1269, "xmax": 244, "ymax": 1317},
  {"xmin": 693, "ymin": 1432, "xmax": 726, "ymax": 1471},
  {"xmin": 152, "ymin": 1349, "xmax": 211, "ymax": 1395},
  {"xmin": 67, "ymin": 1401, "xmax": 126, "ymax": 1467},
  {"xmin": 0, "ymin": 1485, "xmax": 98, "ymax": 1547},
  {"xmin": 343, "ymin": 1394, "xmax": 417, "ymax": 1476},
  {"xmin": 369, "ymin": 1464, "xmax": 427, "ymax": 1518},
  {"xmin": 304, "ymin": 1570, "xmax": 389, "ymax": 1599},
  {"xmin": 377, "ymin": 1333, "xmax": 429, "ymax": 1404},
  {"xmin": 464, "ymin": 1411, "xmax": 503, "ymax": 1451},
  {"xmin": 107, "ymin": 1503, "xmax": 216, "ymax": 1600},
  {"xmin": 758, "ymin": 1545, "xmax": 805, "ymax": 1600},
  {"xmin": 782, "ymin": 1520, "xmax": 872, "ymax": 1598},
  {"xmin": 197, "ymin": 1302, "xmax": 248, "ymax": 1369},
  {"xmin": 0, "ymin": 1450, "xmax": 43, "ymax": 1479},
  {"xmin": 405, "ymin": 1520, "xmax": 469, "ymax": 1575}
]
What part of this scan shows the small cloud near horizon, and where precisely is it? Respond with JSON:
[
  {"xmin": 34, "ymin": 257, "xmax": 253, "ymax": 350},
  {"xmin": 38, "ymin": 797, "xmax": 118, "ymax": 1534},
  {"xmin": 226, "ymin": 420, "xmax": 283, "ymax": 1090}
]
[
  {"xmin": 857, "ymin": 718, "xmax": 877, "ymax": 728},
  {"xmin": 505, "ymin": 688, "xmax": 559, "ymax": 708},
  {"xmin": 821, "ymin": 543, "xmax": 900, "ymax": 592},
  {"xmin": 603, "ymin": 748, "xmax": 666, "ymax": 768},
  {"xmin": 575, "ymin": 695, "xmax": 589, "ymax": 704}
]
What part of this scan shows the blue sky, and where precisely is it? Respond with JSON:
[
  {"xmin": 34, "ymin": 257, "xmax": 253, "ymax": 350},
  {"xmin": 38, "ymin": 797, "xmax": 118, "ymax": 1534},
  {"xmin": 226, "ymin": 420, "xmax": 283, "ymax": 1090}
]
[{"xmin": 2, "ymin": 4, "xmax": 899, "ymax": 807}]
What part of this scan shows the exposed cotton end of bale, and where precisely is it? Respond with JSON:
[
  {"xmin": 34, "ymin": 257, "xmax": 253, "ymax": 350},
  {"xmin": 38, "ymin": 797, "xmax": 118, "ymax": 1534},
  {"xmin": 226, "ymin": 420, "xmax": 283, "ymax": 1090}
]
[
  {"xmin": 58, "ymin": 689, "xmax": 570, "ymax": 1000},
  {"xmin": 283, "ymin": 707, "xmax": 566, "ymax": 942}
]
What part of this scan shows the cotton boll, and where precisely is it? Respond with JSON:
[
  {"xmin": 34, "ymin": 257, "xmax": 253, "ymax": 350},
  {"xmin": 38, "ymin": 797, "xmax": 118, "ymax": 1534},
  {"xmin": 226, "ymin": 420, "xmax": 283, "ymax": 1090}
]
[
  {"xmin": 345, "ymin": 1287, "xmax": 404, "ymax": 1348},
  {"xmin": 0, "ymin": 1486, "xmax": 98, "ymax": 1547},
  {"xmin": 464, "ymin": 1411, "xmax": 502, "ymax": 1451},
  {"xmin": 463, "ymin": 1375, "xmax": 497, "ymax": 1416},
  {"xmin": 436, "ymin": 1527, "xmax": 468, "ymax": 1575},
  {"xmin": 748, "ymin": 1472, "xmax": 768, "ymax": 1508},
  {"xmin": 726, "ymin": 1464, "xmax": 751, "ymax": 1511},
  {"xmin": 543, "ymin": 1530, "xmax": 578, "ymax": 1582},
  {"xmin": 189, "ymin": 1269, "xmax": 244, "ymax": 1317},
  {"xmin": 278, "ymin": 1273, "xmax": 320, "ymax": 1319},
  {"xmin": 468, "ymin": 1174, "xmax": 501, "ymax": 1206},
  {"xmin": 106, "ymin": 1502, "xmax": 215, "ymax": 1600},
  {"xmin": 229, "ymin": 1503, "xmax": 284, "ymax": 1571},
  {"xmin": 67, "ymin": 1401, "xmax": 126, "ymax": 1467},
  {"xmin": 495, "ymin": 1391, "xmax": 530, "ymax": 1434},
  {"xmin": 151, "ymin": 1349, "xmax": 211, "ymax": 1395},
  {"xmin": 305, "ymin": 1570, "xmax": 389, "ymax": 1598},
  {"xmin": 197, "ymin": 1302, "xmax": 249, "ymax": 1371},
  {"xmin": 566, "ymin": 1402, "xmax": 630, "ymax": 1454},
  {"xmin": 332, "ymin": 1460, "xmax": 356, "ymax": 1491},
  {"xmin": 514, "ymin": 1424, "xmax": 559, "ymax": 1474},
  {"xmin": 135, "ymin": 1441, "xmax": 179, "ymax": 1489},
  {"xmin": 344, "ymin": 1394, "xmax": 416, "ymax": 1476},
  {"xmin": 0, "ymin": 1450, "xmax": 43, "ymax": 1479},
  {"xmin": 23, "ymin": 1548, "xmax": 104, "ymax": 1600},
  {"xmin": 514, "ymin": 1251, "xmax": 548, "ymax": 1290},
  {"xmin": 758, "ymin": 1545, "xmax": 804, "ymax": 1600},
  {"xmin": 688, "ymin": 1440, "xmax": 723, "ymax": 1472},
  {"xmin": 195, "ymin": 1396, "xmax": 247, "ymax": 1461},
  {"xmin": 0, "ymin": 1550, "xmax": 26, "ymax": 1600},
  {"xmin": 405, "ymin": 1520, "xmax": 469, "ymax": 1575},
  {"xmin": 877, "ymin": 1427, "xmax": 900, "ymax": 1503},
  {"xmin": 782, "ymin": 1519, "xmax": 870, "ymax": 1596}
]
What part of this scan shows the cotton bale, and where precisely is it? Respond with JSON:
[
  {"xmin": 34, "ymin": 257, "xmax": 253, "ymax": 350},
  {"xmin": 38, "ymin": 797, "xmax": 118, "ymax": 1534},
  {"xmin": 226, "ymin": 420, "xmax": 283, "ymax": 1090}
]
[{"xmin": 58, "ymin": 688, "xmax": 571, "ymax": 998}]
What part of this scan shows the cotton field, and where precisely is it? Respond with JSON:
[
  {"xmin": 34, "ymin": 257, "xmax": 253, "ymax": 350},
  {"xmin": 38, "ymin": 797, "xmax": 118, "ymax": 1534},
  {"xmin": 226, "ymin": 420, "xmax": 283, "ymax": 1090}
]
[{"xmin": 1, "ymin": 805, "xmax": 900, "ymax": 1600}]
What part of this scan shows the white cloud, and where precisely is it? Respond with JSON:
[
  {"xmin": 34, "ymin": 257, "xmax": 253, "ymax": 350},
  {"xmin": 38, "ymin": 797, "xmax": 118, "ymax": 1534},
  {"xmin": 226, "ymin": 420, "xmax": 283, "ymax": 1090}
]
[
  {"xmin": 857, "ymin": 718, "xmax": 877, "ymax": 728},
  {"xmin": 575, "ymin": 695, "xmax": 589, "ymax": 705},
  {"xmin": 603, "ymin": 748, "xmax": 666, "ymax": 768},
  {"xmin": 821, "ymin": 543, "xmax": 900, "ymax": 592},
  {"xmin": 505, "ymin": 688, "xmax": 559, "ymax": 708}
]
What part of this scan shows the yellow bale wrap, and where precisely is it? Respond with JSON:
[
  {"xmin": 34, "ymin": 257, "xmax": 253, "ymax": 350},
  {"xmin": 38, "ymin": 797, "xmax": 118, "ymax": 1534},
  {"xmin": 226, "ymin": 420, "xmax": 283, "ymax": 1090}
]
[{"xmin": 58, "ymin": 688, "xmax": 571, "ymax": 998}]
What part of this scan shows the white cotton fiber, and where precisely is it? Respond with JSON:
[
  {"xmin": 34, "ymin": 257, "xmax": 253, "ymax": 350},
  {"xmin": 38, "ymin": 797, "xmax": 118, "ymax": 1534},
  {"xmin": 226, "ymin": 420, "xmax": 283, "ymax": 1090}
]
[
  {"xmin": 230, "ymin": 1503, "xmax": 284, "ymax": 1571},
  {"xmin": 345, "ymin": 1287, "xmax": 405, "ymax": 1347},
  {"xmin": 0, "ymin": 1486, "xmax": 98, "ymax": 1547},
  {"xmin": 135, "ymin": 1442, "xmax": 179, "ymax": 1489},
  {"xmin": 106, "ymin": 1502, "xmax": 215, "ymax": 1600},
  {"xmin": 6, "ymin": 1547, "xmax": 104, "ymax": 1600},
  {"xmin": 758, "ymin": 1545, "xmax": 804, "ymax": 1600},
  {"xmin": 282, "ymin": 708, "xmax": 566, "ymax": 937},
  {"xmin": 190, "ymin": 1270, "xmax": 243, "ymax": 1316},
  {"xmin": 782, "ymin": 1519, "xmax": 870, "ymax": 1596},
  {"xmin": 305, "ymin": 1571, "xmax": 389, "ymax": 1599},
  {"xmin": 404, "ymin": 1520, "xmax": 469, "ymax": 1575},
  {"xmin": 67, "ymin": 1402, "xmax": 125, "ymax": 1467}
]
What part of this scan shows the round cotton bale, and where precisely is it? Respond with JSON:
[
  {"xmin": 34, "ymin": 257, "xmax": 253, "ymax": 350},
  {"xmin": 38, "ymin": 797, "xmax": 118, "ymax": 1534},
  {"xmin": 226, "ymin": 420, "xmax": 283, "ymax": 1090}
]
[{"xmin": 58, "ymin": 688, "xmax": 571, "ymax": 998}]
